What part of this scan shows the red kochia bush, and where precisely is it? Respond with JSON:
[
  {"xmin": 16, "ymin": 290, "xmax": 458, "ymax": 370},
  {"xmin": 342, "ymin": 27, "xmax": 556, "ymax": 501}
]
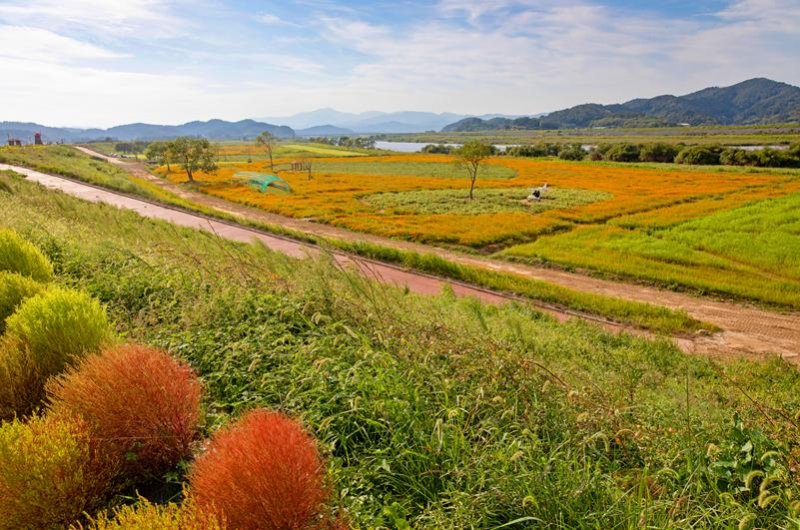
[
  {"xmin": 189, "ymin": 409, "xmax": 328, "ymax": 530},
  {"xmin": 48, "ymin": 344, "xmax": 202, "ymax": 480}
]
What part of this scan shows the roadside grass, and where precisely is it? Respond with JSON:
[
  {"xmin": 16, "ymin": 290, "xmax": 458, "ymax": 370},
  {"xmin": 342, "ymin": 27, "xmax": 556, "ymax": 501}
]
[
  {"xmin": 364, "ymin": 187, "xmax": 611, "ymax": 215},
  {"xmin": 1, "ymin": 172, "xmax": 799, "ymax": 528},
  {"xmin": 0, "ymin": 145, "xmax": 152, "ymax": 197},
  {"xmin": 502, "ymin": 193, "xmax": 800, "ymax": 310},
  {"xmin": 0, "ymin": 157, "xmax": 714, "ymax": 334}
]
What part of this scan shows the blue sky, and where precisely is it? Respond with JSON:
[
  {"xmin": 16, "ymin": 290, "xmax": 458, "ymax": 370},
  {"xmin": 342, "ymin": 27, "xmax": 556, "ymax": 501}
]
[{"xmin": 0, "ymin": 0, "xmax": 798, "ymax": 127}]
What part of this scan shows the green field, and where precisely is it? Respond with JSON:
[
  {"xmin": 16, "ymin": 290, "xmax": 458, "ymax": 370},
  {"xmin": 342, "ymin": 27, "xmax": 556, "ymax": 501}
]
[
  {"xmin": 386, "ymin": 123, "xmax": 800, "ymax": 146},
  {"xmin": 313, "ymin": 159, "xmax": 517, "ymax": 179},
  {"xmin": 365, "ymin": 187, "xmax": 611, "ymax": 215},
  {"xmin": 503, "ymin": 193, "xmax": 800, "ymax": 308},
  {"xmin": 2, "ymin": 170, "xmax": 800, "ymax": 528}
]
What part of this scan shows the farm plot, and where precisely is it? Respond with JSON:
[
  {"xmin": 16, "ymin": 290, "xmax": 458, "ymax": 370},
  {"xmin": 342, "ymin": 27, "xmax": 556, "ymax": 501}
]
[{"xmin": 163, "ymin": 154, "xmax": 796, "ymax": 253}]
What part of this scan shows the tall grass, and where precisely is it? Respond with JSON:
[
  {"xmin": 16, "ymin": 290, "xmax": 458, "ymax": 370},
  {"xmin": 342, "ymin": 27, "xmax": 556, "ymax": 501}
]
[{"xmin": 2, "ymin": 164, "xmax": 800, "ymax": 528}]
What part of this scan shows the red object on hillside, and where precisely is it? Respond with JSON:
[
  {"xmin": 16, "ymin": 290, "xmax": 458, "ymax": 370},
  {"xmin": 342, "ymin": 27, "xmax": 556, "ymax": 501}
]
[{"xmin": 34, "ymin": 133, "xmax": 43, "ymax": 145}]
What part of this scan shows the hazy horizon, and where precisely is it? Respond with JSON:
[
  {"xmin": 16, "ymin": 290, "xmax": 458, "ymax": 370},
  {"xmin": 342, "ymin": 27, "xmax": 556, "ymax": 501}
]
[{"xmin": 1, "ymin": 0, "xmax": 798, "ymax": 128}]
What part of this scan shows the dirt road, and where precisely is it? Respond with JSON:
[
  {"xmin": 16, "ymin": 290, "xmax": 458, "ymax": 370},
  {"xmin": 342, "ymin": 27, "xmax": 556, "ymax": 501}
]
[{"xmin": 58, "ymin": 150, "xmax": 800, "ymax": 362}]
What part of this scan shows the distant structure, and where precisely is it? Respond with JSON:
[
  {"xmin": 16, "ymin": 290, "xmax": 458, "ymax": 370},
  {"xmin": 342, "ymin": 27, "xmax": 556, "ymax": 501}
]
[
  {"xmin": 6, "ymin": 135, "xmax": 22, "ymax": 146},
  {"xmin": 34, "ymin": 132, "xmax": 43, "ymax": 145}
]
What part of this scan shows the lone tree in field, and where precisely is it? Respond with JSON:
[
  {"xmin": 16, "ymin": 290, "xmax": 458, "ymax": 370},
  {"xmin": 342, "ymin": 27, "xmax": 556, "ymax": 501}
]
[
  {"xmin": 455, "ymin": 141, "xmax": 493, "ymax": 200},
  {"xmin": 256, "ymin": 131, "xmax": 276, "ymax": 171},
  {"xmin": 168, "ymin": 137, "xmax": 217, "ymax": 183},
  {"xmin": 144, "ymin": 141, "xmax": 174, "ymax": 171}
]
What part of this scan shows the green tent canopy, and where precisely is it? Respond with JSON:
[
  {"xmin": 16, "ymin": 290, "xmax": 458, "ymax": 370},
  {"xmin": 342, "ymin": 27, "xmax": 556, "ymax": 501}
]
[{"xmin": 235, "ymin": 172, "xmax": 292, "ymax": 193}]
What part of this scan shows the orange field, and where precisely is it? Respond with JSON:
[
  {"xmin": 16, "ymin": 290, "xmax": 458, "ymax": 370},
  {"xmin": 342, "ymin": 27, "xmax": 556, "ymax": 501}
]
[{"xmin": 161, "ymin": 153, "xmax": 797, "ymax": 250}]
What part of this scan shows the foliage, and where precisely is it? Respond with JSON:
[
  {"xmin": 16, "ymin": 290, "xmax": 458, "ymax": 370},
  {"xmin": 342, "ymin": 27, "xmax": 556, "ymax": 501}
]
[
  {"xmin": 675, "ymin": 145, "xmax": 722, "ymax": 165},
  {"xmin": 5, "ymin": 176, "xmax": 800, "ymax": 527},
  {"xmin": 6, "ymin": 287, "xmax": 112, "ymax": 377},
  {"xmin": 454, "ymin": 140, "xmax": 494, "ymax": 199},
  {"xmin": 421, "ymin": 143, "xmax": 454, "ymax": 154},
  {"xmin": 604, "ymin": 143, "xmax": 641, "ymax": 162},
  {"xmin": 365, "ymin": 187, "xmax": 611, "ymax": 215},
  {"xmin": 190, "ymin": 409, "xmax": 328, "ymax": 530},
  {"xmin": 0, "ymin": 414, "xmax": 114, "ymax": 530},
  {"xmin": 0, "ymin": 337, "xmax": 42, "ymax": 420},
  {"xmin": 0, "ymin": 271, "xmax": 46, "ymax": 332},
  {"xmin": 557, "ymin": 143, "xmax": 586, "ymax": 161},
  {"xmin": 168, "ymin": 137, "xmax": 218, "ymax": 182},
  {"xmin": 256, "ymin": 131, "xmax": 276, "ymax": 170},
  {"xmin": 639, "ymin": 143, "xmax": 680, "ymax": 163},
  {"xmin": 79, "ymin": 497, "xmax": 224, "ymax": 530},
  {"xmin": 506, "ymin": 143, "xmax": 557, "ymax": 157},
  {"xmin": 144, "ymin": 141, "xmax": 174, "ymax": 170},
  {"xmin": 48, "ymin": 344, "xmax": 202, "ymax": 481},
  {"xmin": 0, "ymin": 227, "xmax": 54, "ymax": 282}
]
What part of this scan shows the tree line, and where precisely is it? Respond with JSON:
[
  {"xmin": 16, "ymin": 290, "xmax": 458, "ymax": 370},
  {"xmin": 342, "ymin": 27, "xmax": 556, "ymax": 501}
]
[{"xmin": 500, "ymin": 142, "xmax": 800, "ymax": 168}]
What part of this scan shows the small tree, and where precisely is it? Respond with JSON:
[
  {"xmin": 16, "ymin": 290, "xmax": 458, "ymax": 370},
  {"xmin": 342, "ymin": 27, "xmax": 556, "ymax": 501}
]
[
  {"xmin": 144, "ymin": 141, "xmax": 174, "ymax": 171},
  {"xmin": 168, "ymin": 137, "xmax": 217, "ymax": 182},
  {"xmin": 455, "ymin": 141, "xmax": 493, "ymax": 200},
  {"xmin": 256, "ymin": 131, "xmax": 275, "ymax": 171}
]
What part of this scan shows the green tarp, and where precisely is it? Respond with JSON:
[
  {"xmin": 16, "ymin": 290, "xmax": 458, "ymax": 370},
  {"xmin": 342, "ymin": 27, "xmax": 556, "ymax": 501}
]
[{"xmin": 235, "ymin": 172, "xmax": 292, "ymax": 193}]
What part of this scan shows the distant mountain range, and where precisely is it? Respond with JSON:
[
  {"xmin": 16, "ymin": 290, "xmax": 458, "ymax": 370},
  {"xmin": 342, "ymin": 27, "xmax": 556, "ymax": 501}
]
[
  {"xmin": 261, "ymin": 108, "xmax": 524, "ymax": 134},
  {"xmin": 442, "ymin": 78, "xmax": 800, "ymax": 132},
  {"xmin": 0, "ymin": 119, "xmax": 294, "ymax": 143}
]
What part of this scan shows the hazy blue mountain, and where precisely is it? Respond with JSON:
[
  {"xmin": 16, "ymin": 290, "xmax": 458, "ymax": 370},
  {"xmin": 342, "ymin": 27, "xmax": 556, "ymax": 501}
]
[
  {"xmin": 442, "ymin": 78, "xmax": 800, "ymax": 131},
  {"xmin": 0, "ymin": 119, "xmax": 294, "ymax": 143},
  {"xmin": 261, "ymin": 109, "xmax": 524, "ymax": 133},
  {"xmin": 296, "ymin": 124, "xmax": 354, "ymax": 136}
]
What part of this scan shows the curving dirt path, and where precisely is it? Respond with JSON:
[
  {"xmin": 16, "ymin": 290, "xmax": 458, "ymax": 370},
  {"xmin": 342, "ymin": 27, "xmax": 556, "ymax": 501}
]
[{"xmin": 67, "ymin": 149, "xmax": 800, "ymax": 362}]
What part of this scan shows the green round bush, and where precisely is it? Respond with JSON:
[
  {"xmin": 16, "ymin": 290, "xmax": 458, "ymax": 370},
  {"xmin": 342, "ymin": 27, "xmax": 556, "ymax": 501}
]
[
  {"xmin": 0, "ymin": 272, "xmax": 46, "ymax": 333},
  {"xmin": 0, "ymin": 229, "xmax": 54, "ymax": 282},
  {"xmin": 5, "ymin": 287, "xmax": 112, "ymax": 377}
]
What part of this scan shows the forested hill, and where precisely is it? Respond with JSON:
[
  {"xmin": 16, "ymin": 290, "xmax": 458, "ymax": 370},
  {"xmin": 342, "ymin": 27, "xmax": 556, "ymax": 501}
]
[
  {"xmin": 0, "ymin": 119, "xmax": 295, "ymax": 143},
  {"xmin": 443, "ymin": 78, "xmax": 800, "ymax": 131}
]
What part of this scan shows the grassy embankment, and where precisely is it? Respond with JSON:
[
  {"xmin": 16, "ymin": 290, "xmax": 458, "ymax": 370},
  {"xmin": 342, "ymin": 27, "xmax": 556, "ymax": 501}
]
[
  {"xmin": 387, "ymin": 123, "xmax": 800, "ymax": 146},
  {"xmin": 0, "ymin": 147, "xmax": 709, "ymax": 334},
  {"xmin": 0, "ymin": 170, "xmax": 798, "ymax": 528}
]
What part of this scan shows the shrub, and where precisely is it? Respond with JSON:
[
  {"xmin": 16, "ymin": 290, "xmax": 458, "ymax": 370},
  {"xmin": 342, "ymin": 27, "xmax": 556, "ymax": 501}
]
[
  {"xmin": 639, "ymin": 143, "xmax": 679, "ymax": 163},
  {"xmin": 82, "ymin": 498, "xmax": 224, "ymax": 530},
  {"xmin": 189, "ymin": 409, "xmax": 328, "ymax": 530},
  {"xmin": 6, "ymin": 287, "xmax": 112, "ymax": 377},
  {"xmin": 588, "ymin": 143, "xmax": 613, "ymax": 161},
  {"xmin": 675, "ymin": 145, "xmax": 721, "ymax": 165},
  {"xmin": 506, "ymin": 144, "xmax": 549, "ymax": 157},
  {"xmin": 0, "ymin": 414, "xmax": 114, "ymax": 529},
  {"xmin": 0, "ymin": 271, "xmax": 45, "ymax": 333},
  {"xmin": 558, "ymin": 144, "xmax": 586, "ymax": 161},
  {"xmin": 719, "ymin": 148, "xmax": 756, "ymax": 166},
  {"xmin": 421, "ymin": 144, "xmax": 453, "ymax": 154},
  {"xmin": 0, "ymin": 338, "xmax": 43, "ymax": 420},
  {"xmin": 604, "ymin": 143, "xmax": 641, "ymax": 162},
  {"xmin": 0, "ymin": 229, "xmax": 54, "ymax": 282},
  {"xmin": 48, "ymin": 344, "xmax": 202, "ymax": 481}
]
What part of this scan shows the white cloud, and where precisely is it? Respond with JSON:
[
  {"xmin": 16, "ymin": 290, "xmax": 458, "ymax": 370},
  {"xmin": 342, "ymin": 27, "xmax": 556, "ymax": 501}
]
[
  {"xmin": 0, "ymin": 26, "xmax": 126, "ymax": 63},
  {"xmin": 0, "ymin": 0, "xmax": 181, "ymax": 33}
]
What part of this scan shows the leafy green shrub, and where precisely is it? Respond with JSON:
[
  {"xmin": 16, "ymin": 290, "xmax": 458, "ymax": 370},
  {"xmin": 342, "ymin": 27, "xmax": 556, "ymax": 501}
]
[
  {"xmin": 0, "ymin": 338, "xmax": 42, "ymax": 420},
  {"xmin": 0, "ymin": 414, "xmax": 114, "ymax": 529},
  {"xmin": 675, "ymin": 145, "xmax": 721, "ymax": 165},
  {"xmin": 558, "ymin": 144, "xmax": 586, "ymax": 161},
  {"xmin": 82, "ymin": 498, "xmax": 224, "ymax": 530},
  {"xmin": 49, "ymin": 344, "xmax": 203, "ymax": 481},
  {"xmin": 588, "ymin": 143, "xmax": 613, "ymax": 160},
  {"xmin": 639, "ymin": 143, "xmax": 679, "ymax": 163},
  {"xmin": 6, "ymin": 287, "xmax": 112, "ymax": 377},
  {"xmin": 506, "ymin": 144, "xmax": 551, "ymax": 157},
  {"xmin": 604, "ymin": 143, "xmax": 641, "ymax": 162},
  {"xmin": 0, "ymin": 228, "xmax": 54, "ymax": 282},
  {"xmin": 720, "ymin": 148, "xmax": 757, "ymax": 166},
  {"xmin": 0, "ymin": 271, "xmax": 46, "ymax": 333},
  {"xmin": 421, "ymin": 144, "xmax": 453, "ymax": 154}
]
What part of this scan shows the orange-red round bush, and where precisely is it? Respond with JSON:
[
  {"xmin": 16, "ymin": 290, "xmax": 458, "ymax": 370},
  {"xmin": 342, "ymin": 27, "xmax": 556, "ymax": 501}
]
[
  {"xmin": 48, "ymin": 344, "xmax": 202, "ymax": 480},
  {"xmin": 189, "ymin": 409, "xmax": 328, "ymax": 530}
]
